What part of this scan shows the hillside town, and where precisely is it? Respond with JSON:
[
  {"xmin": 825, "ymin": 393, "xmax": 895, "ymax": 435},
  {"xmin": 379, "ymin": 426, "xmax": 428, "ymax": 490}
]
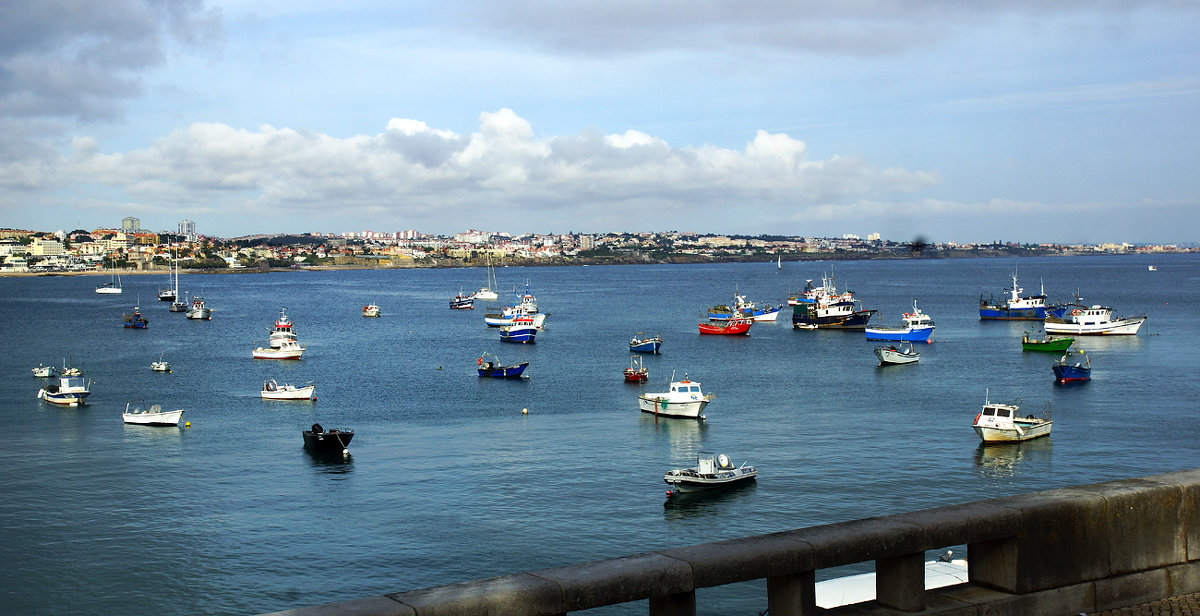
[{"xmin": 0, "ymin": 217, "xmax": 1189, "ymax": 274}]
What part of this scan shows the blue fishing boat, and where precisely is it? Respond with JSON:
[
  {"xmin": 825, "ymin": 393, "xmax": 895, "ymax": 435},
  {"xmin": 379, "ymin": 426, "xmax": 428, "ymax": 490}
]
[
  {"xmin": 708, "ymin": 293, "xmax": 782, "ymax": 322},
  {"xmin": 629, "ymin": 333, "xmax": 662, "ymax": 353},
  {"xmin": 1052, "ymin": 350, "xmax": 1091, "ymax": 383},
  {"xmin": 499, "ymin": 315, "xmax": 537, "ymax": 343},
  {"xmin": 476, "ymin": 353, "xmax": 528, "ymax": 378},
  {"xmin": 864, "ymin": 300, "xmax": 934, "ymax": 342},
  {"xmin": 979, "ymin": 273, "xmax": 1048, "ymax": 320},
  {"xmin": 122, "ymin": 305, "xmax": 149, "ymax": 329}
]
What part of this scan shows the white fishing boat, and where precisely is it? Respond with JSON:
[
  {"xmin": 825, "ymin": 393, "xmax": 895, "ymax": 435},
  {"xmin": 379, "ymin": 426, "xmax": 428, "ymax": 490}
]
[
  {"xmin": 260, "ymin": 379, "xmax": 316, "ymax": 400},
  {"xmin": 37, "ymin": 376, "xmax": 92, "ymax": 406},
  {"xmin": 874, "ymin": 341, "xmax": 920, "ymax": 366},
  {"xmin": 1148, "ymin": 265, "xmax": 1157, "ymax": 272},
  {"xmin": 473, "ymin": 254, "xmax": 500, "ymax": 301},
  {"xmin": 1043, "ymin": 304, "xmax": 1146, "ymax": 335},
  {"xmin": 122, "ymin": 400, "xmax": 184, "ymax": 426},
  {"xmin": 269, "ymin": 308, "xmax": 297, "ymax": 347},
  {"xmin": 638, "ymin": 375, "xmax": 714, "ymax": 419},
  {"xmin": 362, "ymin": 303, "xmax": 381, "ymax": 317},
  {"xmin": 664, "ymin": 451, "xmax": 757, "ymax": 495},
  {"xmin": 150, "ymin": 353, "xmax": 171, "ymax": 372},
  {"xmin": 31, "ymin": 364, "xmax": 57, "ymax": 378},
  {"xmin": 972, "ymin": 394, "xmax": 1052, "ymax": 443},
  {"xmin": 253, "ymin": 339, "xmax": 305, "ymax": 360},
  {"xmin": 186, "ymin": 295, "xmax": 213, "ymax": 320},
  {"xmin": 59, "ymin": 359, "xmax": 82, "ymax": 377}
]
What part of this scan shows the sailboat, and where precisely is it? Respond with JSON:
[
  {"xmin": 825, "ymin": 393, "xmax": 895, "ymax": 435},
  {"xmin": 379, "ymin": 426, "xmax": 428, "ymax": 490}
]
[
  {"xmin": 157, "ymin": 248, "xmax": 178, "ymax": 301},
  {"xmin": 95, "ymin": 258, "xmax": 123, "ymax": 294},
  {"xmin": 472, "ymin": 253, "xmax": 499, "ymax": 301},
  {"xmin": 777, "ymin": 255, "xmax": 782, "ymax": 270}
]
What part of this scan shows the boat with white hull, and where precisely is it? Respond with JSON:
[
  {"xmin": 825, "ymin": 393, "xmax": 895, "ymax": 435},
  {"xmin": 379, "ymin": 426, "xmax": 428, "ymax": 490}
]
[
  {"xmin": 1043, "ymin": 305, "xmax": 1146, "ymax": 335},
  {"xmin": 874, "ymin": 342, "xmax": 920, "ymax": 366},
  {"xmin": 122, "ymin": 400, "xmax": 184, "ymax": 426},
  {"xmin": 37, "ymin": 376, "xmax": 92, "ymax": 406},
  {"xmin": 261, "ymin": 379, "xmax": 315, "ymax": 400},
  {"xmin": 253, "ymin": 339, "xmax": 305, "ymax": 359},
  {"xmin": 268, "ymin": 308, "xmax": 297, "ymax": 348},
  {"xmin": 972, "ymin": 395, "xmax": 1052, "ymax": 443},
  {"xmin": 638, "ymin": 376, "xmax": 713, "ymax": 419}
]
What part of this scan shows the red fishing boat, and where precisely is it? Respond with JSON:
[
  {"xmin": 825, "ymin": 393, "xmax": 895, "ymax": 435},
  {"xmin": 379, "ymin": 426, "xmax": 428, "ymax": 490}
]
[
  {"xmin": 698, "ymin": 318, "xmax": 752, "ymax": 335},
  {"xmin": 624, "ymin": 355, "xmax": 648, "ymax": 382}
]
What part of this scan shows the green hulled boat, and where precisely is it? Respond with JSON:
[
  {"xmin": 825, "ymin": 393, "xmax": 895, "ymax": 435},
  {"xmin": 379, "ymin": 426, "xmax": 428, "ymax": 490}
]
[{"xmin": 1022, "ymin": 331, "xmax": 1074, "ymax": 352}]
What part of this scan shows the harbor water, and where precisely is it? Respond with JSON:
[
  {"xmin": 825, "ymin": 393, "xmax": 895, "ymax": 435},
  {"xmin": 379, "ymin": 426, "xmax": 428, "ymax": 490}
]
[{"xmin": 1, "ymin": 254, "xmax": 1196, "ymax": 615}]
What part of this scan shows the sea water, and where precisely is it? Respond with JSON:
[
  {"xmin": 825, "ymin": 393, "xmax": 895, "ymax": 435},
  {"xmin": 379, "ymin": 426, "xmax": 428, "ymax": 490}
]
[{"xmin": 0, "ymin": 254, "xmax": 1196, "ymax": 615}]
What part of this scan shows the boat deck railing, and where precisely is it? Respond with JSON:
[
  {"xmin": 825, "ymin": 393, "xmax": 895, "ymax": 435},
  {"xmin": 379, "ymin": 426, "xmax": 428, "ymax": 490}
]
[{"xmin": 262, "ymin": 469, "xmax": 1200, "ymax": 616}]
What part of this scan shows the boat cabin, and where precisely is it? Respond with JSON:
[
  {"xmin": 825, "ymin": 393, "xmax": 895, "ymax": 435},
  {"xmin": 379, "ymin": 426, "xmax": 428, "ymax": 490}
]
[
  {"xmin": 980, "ymin": 404, "xmax": 1016, "ymax": 421},
  {"xmin": 671, "ymin": 381, "xmax": 703, "ymax": 396},
  {"xmin": 695, "ymin": 452, "xmax": 735, "ymax": 475}
]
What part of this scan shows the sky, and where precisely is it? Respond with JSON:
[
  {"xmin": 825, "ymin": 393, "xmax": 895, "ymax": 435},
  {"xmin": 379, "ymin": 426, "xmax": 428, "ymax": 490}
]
[{"xmin": 1, "ymin": 1, "xmax": 1198, "ymax": 244}]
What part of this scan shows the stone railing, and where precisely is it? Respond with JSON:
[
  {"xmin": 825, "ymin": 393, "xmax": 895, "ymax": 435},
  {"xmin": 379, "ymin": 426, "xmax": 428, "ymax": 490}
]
[{"xmin": 263, "ymin": 469, "xmax": 1200, "ymax": 616}]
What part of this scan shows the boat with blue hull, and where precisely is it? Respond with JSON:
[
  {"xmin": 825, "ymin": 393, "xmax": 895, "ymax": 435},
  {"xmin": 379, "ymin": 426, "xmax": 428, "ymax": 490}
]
[
  {"xmin": 499, "ymin": 315, "xmax": 537, "ymax": 343},
  {"xmin": 477, "ymin": 353, "xmax": 529, "ymax": 378},
  {"xmin": 1053, "ymin": 351, "xmax": 1091, "ymax": 383},
  {"xmin": 629, "ymin": 333, "xmax": 662, "ymax": 353},
  {"xmin": 122, "ymin": 305, "xmax": 149, "ymax": 329},
  {"xmin": 864, "ymin": 300, "xmax": 934, "ymax": 342},
  {"xmin": 979, "ymin": 273, "xmax": 1048, "ymax": 320},
  {"xmin": 707, "ymin": 293, "xmax": 781, "ymax": 322}
]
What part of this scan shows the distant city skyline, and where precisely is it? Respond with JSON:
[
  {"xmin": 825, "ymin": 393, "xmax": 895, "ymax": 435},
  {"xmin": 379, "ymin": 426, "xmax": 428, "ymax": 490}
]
[{"xmin": 2, "ymin": 2, "xmax": 1198, "ymax": 244}]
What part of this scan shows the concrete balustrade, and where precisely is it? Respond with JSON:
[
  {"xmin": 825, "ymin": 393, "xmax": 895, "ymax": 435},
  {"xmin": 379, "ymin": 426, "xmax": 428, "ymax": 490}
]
[{"xmin": 262, "ymin": 469, "xmax": 1200, "ymax": 616}]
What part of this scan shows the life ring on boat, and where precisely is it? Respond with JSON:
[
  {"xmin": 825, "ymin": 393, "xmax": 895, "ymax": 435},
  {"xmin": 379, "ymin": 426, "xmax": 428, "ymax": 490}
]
[
  {"xmin": 974, "ymin": 413, "xmax": 981, "ymax": 424},
  {"xmin": 1071, "ymin": 309, "xmax": 1081, "ymax": 316},
  {"xmin": 477, "ymin": 357, "xmax": 483, "ymax": 366}
]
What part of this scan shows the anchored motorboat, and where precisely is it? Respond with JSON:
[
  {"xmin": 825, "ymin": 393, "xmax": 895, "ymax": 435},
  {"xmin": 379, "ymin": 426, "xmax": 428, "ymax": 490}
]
[{"xmin": 664, "ymin": 451, "xmax": 757, "ymax": 495}]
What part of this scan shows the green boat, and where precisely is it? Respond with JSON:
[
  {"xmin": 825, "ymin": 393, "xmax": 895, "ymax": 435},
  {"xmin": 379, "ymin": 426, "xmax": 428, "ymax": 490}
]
[{"xmin": 1022, "ymin": 331, "xmax": 1074, "ymax": 352}]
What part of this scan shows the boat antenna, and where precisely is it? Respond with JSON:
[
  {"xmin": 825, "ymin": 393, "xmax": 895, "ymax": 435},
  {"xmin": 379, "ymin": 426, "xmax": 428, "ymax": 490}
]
[{"xmin": 984, "ymin": 388, "xmax": 990, "ymax": 404}]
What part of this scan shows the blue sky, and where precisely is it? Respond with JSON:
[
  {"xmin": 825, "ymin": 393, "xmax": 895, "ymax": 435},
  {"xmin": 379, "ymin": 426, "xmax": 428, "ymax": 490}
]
[{"xmin": 2, "ymin": 1, "xmax": 1198, "ymax": 243}]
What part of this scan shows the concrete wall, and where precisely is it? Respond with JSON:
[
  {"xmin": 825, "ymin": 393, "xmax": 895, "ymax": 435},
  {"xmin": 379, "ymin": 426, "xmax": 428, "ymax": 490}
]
[{"xmin": 261, "ymin": 469, "xmax": 1200, "ymax": 616}]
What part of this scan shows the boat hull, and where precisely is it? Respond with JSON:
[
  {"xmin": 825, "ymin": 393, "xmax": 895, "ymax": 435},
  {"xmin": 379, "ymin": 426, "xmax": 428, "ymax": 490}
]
[
  {"xmin": 302, "ymin": 429, "xmax": 354, "ymax": 454},
  {"xmin": 478, "ymin": 362, "xmax": 529, "ymax": 378},
  {"xmin": 38, "ymin": 391, "xmax": 89, "ymax": 406},
  {"xmin": 253, "ymin": 348, "xmax": 304, "ymax": 359},
  {"xmin": 1053, "ymin": 365, "xmax": 1091, "ymax": 382},
  {"xmin": 624, "ymin": 369, "xmax": 648, "ymax": 383},
  {"xmin": 261, "ymin": 385, "xmax": 316, "ymax": 399},
  {"xmin": 864, "ymin": 326, "xmax": 933, "ymax": 342},
  {"xmin": 123, "ymin": 410, "xmax": 184, "ymax": 426},
  {"xmin": 1022, "ymin": 337, "xmax": 1074, "ymax": 352},
  {"xmin": 978, "ymin": 306, "xmax": 1046, "ymax": 320},
  {"xmin": 186, "ymin": 309, "xmax": 212, "ymax": 320},
  {"xmin": 875, "ymin": 346, "xmax": 919, "ymax": 365},
  {"xmin": 1043, "ymin": 316, "xmax": 1146, "ymax": 335},
  {"xmin": 974, "ymin": 421, "xmax": 1052, "ymax": 443},
  {"xmin": 698, "ymin": 321, "xmax": 751, "ymax": 335},
  {"xmin": 629, "ymin": 340, "xmax": 661, "ymax": 353},
  {"xmin": 663, "ymin": 469, "xmax": 757, "ymax": 493},
  {"xmin": 638, "ymin": 396, "xmax": 709, "ymax": 419},
  {"xmin": 499, "ymin": 326, "xmax": 537, "ymax": 343},
  {"xmin": 791, "ymin": 306, "xmax": 876, "ymax": 329}
]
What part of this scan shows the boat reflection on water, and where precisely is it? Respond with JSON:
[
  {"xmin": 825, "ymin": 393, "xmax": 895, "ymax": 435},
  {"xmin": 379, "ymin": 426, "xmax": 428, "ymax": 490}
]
[
  {"xmin": 304, "ymin": 448, "xmax": 355, "ymax": 474},
  {"xmin": 663, "ymin": 481, "xmax": 757, "ymax": 520},
  {"xmin": 974, "ymin": 439, "xmax": 1052, "ymax": 480},
  {"xmin": 638, "ymin": 412, "xmax": 706, "ymax": 457}
]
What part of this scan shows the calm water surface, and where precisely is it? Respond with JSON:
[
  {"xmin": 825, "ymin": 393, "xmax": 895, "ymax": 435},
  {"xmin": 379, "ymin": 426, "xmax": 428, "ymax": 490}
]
[{"xmin": 1, "ymin": 255, "xmax": 1196, "ymax": 615}]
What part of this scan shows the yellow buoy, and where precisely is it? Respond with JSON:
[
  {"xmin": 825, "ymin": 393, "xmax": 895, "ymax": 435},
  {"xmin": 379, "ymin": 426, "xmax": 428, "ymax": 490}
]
[
  {"xmin": 184, "ymin": 421, "xmax": 191, "ymax": 427},
  {"xmin": 522, "ymin": 407, "xmax": 528, "ymax": 414}
]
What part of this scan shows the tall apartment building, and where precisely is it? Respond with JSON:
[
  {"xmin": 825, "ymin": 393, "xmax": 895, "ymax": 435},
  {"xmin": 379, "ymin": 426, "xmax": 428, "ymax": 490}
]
[{"xmin": 179, "ymin": 219, "xmax": 197, "ymax": 241}]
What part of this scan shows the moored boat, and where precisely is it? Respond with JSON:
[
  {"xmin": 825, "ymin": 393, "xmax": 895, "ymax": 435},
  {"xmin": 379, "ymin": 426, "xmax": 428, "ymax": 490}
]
[
  {"xmin": 698, "ymin": 318, "xmax": 752, "ymax": 335},
  {"xmin": 476, "ymin": 353, "xmax": 529, "ymax": 378},
  {"xmin": 664, "ymin": 451, "xmax": 757, "ymax": 495},
  {"xmin": 361, "ymin": 303, "xmax": 381, "ymax": 317},
  {"xmin": 624, "ymin": 355, "xmax": 648, "ymax": 383},
  {"xmin": 979, "ymin": 273, "xmax": 1048, "ymax": 320},
  {"xmin": 186, "ymin": 295, "xmax": 212, "ymax": 320},
  {"xmin": 972, "ymin": 395, "xmax": 1052, "ymax": 443},
  {"xmin": 31, "ymin": 364, "xmax": 57, "ymax": 378},
  {"xmin": 122, "ymin": 400, "xmax": 184, "ymax": 426},
  {"xmin": 151, "ymin": 353, "xmax": 171, "ymax": 372},
  {"xmin": 37, "ymin": 376, "xmax": 92, "ymax": 406},
  {"xmin": 1052, "ymin": 351, "xmax": 1091, "ymax": 383},
  {"xmin": 629, "ymin": 333, "xmax": 662, "ymax": 353},
  {"xmin": 253, "ymin": 339, "xmax": 305, "ymax": 359},
  {"xmin": 499, "ymin": 315, "xmax": 538, "ymax": 343},
  {"xmin": 95, "ymin": 262, "xmax": 123, "ymax": 294},
  {"xmin": 708, "ymin": 293, "xmax": 781, "ymax": 322},
  {"xmin": 790, "ymin": 274, "xmax": 875, "ymax": 329},
  {"xmin": 874, "ymin": 341, "xmax": 920, "ymax": 366},
  {"xmin": 865, "ymin": 300, "xmax": 934, "ymax": 342},
  {"xmin": 1043, "ymin": 305, "xmax": 1146, "ymax": 336},
  {"xmin": 638, "ymin": 375, "xmax": 713, "ymax": 419},
  {"xmin": 472, "ymin": 254, "xmax": 500, "ymax": 301},
  {"xmin": 122, "ymin": 305, "xmax": 149, "ymax": 329},
  {"xmin": 449, "ymin": 292, "xmax": 474, "ymax": 310},
  {"xmin": 1021, "ymin": 331, "xmax": 1074, "ymax": 352},
  {"xmin": 261, "ymin": 379, "xmax": 316, "ymax": 400},
  {"xmin": 303, "ymin": 423, "xmax": 353, "ymax": 455}
]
